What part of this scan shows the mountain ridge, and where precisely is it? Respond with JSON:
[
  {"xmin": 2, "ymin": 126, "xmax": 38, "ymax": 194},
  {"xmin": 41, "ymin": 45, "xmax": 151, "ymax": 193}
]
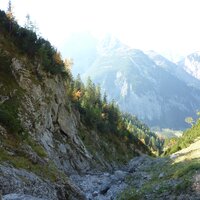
[
  {"xmin": 63, "ymin": 34, "xmax": 200, "ymax": 130},
  {"xmin": 0, "ymin": 10, "xmax": 162, "ymax": 199}
]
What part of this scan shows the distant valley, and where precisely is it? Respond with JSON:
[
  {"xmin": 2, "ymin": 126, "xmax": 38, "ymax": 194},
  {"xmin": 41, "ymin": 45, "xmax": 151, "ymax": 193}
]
[
  {"xmin": 0, "ymin": 8, "xmax": 200, "ymax": 199},
  {"xmin": 62, "ymin": 34, "xmax": 200, "ymax": 130}
]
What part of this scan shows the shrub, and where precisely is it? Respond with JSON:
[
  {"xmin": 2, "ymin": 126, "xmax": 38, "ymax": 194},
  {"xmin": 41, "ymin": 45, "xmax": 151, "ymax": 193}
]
[
  {"xmin": 0, "ymin": 108, "xmax": 21, "ymax": 133},
  {"xmin": 0, "ymin": 10, "xmax": 69, "ymax": 79}
]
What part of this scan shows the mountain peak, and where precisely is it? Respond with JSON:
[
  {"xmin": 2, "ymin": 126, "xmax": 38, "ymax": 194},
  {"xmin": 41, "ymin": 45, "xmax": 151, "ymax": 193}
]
[{"xmin": 180, "ymin": 51, "xmax": 200, "ymax": 80}]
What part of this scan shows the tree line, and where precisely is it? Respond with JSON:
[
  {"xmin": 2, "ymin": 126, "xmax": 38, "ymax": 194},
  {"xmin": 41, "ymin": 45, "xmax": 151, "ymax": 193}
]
[
  {"xmin": 0, "ymin": 9, "xmax": 69, "ymax": 78},
  {"xmin": 68, "ymin": 75, "xmax": 164, "ymax": 154},
  {"xmin": 0, "ymin": 6, "xmax": 163, "ymax": 154}
]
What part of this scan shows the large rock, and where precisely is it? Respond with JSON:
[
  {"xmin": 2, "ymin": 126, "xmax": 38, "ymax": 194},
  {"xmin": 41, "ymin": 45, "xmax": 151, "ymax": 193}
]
[
  {"xmin": 10, "ymin": 58, "xmax": 93, "ymax": 174},
  {"xmin": 0, "ymin": 165, "xmax": 86, "ymax": 200}
]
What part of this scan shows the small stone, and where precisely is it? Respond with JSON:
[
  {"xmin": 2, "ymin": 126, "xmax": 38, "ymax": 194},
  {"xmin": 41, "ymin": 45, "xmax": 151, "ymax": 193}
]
[
  {"xmin": 114, "ymin": 170, "xmax": 126, "ymax": 180},
  {"xmin": 159, "ymin": 172, "xmax": 164, "ymax": 179},
  {"xmin": 170, "ymin": 154, "xmax": 177, "ymax": 159},
  {"xmin": 104, "ymin": 173, "xmax": 110, "ymax": 177},
  {"xmin": 100, "ymin": 186, "xmax": 110, "ymax": 195},
  {"xmin": 92, "ymin": 191, "xmax": 98, "ymax": 197}
]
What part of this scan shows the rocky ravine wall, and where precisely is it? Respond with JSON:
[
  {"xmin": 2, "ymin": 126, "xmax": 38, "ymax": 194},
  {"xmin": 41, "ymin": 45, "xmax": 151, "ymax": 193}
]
[
  {"xmin": 1, "ymin": 55, "xmax": 147, "ymax": 199},
  {"xmin": 0, "ymin": 57, "xmax": 98, "ymax": 200},
  {"xmin": 11, "ymin": 58, "xmax": 93, "ymax": 174}
]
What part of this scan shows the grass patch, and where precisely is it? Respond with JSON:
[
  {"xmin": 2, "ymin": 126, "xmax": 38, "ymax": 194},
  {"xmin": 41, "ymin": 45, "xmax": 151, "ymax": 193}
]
[
  {"xmin": 0, "ymin": 133, "xmax": 62, "ymax": 182},
  {"xmin": 117, "ymin": 187, "xmax": 142, "ymax": 200},
  {"xmin": 25, "ymin": 137, "xmax": 47, "ymax": 158},
  {"xmin": 175, "ymin": 179, "xmax": 191, "ymax": 193},
  {"xmin": 118, "ymin": 157, "xmax": 200, "ymax": 199},
  {"xmin": 164, "ymin": 119, "xmax": 200, "ymax": 155},
  {"xmin": 172, "ymin": 161, "xmax": 200, "ymax": 178},
  {"xmin": 78, "ymin": 127, "xmax": 134, "ymax": 165},
  {"xmin": 0, "ymin": 147, "xmax": 66, "ymax": 182}
]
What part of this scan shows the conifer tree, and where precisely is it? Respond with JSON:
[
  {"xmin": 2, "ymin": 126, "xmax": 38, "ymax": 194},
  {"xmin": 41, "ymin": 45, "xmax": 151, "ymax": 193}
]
[
  {"xmin": 6, "ymin": 0, "xmax": 14, "ymax": 33},
  {"xmin": 24, "ymin": 14, "xmax": 39, "ymax": 34},
  {"xmin": 7, "ymin": 0, "xmax": 13, "ymax": 18}
]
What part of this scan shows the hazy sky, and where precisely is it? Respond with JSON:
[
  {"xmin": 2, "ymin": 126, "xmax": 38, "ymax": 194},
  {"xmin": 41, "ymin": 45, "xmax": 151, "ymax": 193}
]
[{"xmin": 0, "ymin": 0, "xmax": 200, "ymax": 60}]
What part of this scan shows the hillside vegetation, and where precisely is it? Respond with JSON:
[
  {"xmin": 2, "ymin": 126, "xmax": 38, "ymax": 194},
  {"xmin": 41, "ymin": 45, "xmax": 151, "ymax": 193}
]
[
  {"xmin": 0, "ymin": 9, "xmax": 166, "ymax": 198},
  {"xmin": 117, "ymin": 117, "xmax": 200, "ymax": 199},
  {"xmin": 64, "ymin": 34, "xmax": 200, "ymax": 130},
  {"xmin": 164, "ymin": 117, "xmax": 200, "ymax": 155},
  {"xmin": 0, "ymin": 9, "xmax": 163, "ymax": 158},
  {"xmin": 0, "ymin": 8, "xmax": 200, "ymax": 200}
]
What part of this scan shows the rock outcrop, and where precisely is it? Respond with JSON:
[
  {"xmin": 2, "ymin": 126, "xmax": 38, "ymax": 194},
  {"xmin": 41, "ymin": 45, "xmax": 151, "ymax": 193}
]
[
  {"xmin": 10, "ymin": 58, "xmax": 93, "ymax": 174},
  {"xmin": 0, "ymin": 42, "xmax": 146, "ymax": 199},
  {"xmin": 0, "ymin": 55, "xmax": 92, "ymax": 199}
]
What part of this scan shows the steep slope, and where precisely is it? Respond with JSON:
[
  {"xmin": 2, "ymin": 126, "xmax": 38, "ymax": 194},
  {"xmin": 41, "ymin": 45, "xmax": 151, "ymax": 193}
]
[
  {"xmin": 82, "ymin": 38, "xmax": 200, "ymax": 129},
  {"xmin": 69, "ymin": 119, "xmax": 200, "ymax": 199},
  {"xmin": 164, "ymin": 117, "xmax": 200, "ymax": 155},
  {"xmin": 146, "ymin": 50, "xmax": 200, "ymax": 89},
  {"xmin": 0, "ymin": 10, "xmax": 155, "ymax": 199},
  {"xmin": 118, "ymin": 150, "xmax": 200, "ymax": 199},
  {"xmin": 117, "ymin": 122, "xmax": 200, "ymax": 199},
  {"xmin": 70, "ymin": 139, "xmax": 200, "ymax": 200}
]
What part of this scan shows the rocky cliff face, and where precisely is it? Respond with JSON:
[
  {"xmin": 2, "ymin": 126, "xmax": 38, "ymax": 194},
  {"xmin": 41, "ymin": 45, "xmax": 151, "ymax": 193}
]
[
  {"xmin": 0, "ymin": 31, "xmax": 150, "ymax": 199},
  {"xmin": 10, "ymin": 58, "xmax": 93, "ymax": 174},
  {"xmin": 0, "ymin": 55, "xmax": 92, "ymax": 199}
]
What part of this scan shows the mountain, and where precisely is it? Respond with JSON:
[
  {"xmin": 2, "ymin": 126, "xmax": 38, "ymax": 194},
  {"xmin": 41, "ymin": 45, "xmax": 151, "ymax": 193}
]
[
  {"xmin": 146, "ymin": 50, "xmax": 200, "ymax": 89},
  {"xmin": 178, "ymin": 52, "xmax": 200, "ymax": 81},
  {"xmin": 0, "ymin": 10, "xmax": 162, "ymax": 199},
  {"xmin": 78, "ymin": 37, "xmax": 200, "ymax": 129},
  {"xmin": 1, "ymin": 10, "xmax": 200, "ymax": 200}
]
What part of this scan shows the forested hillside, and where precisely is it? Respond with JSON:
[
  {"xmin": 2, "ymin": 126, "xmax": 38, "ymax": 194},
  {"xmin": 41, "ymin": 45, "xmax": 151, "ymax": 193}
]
[
  {"xmin": 0, "ymin": 9, "xmax": 165, "ymax": 199},
  {"xmin": 63, "ymin": 35, "xmax": 200, "ymax": 130},
  {"xmin": 164, "ymin": 116, "xmax": 200, "ymax": 155}
]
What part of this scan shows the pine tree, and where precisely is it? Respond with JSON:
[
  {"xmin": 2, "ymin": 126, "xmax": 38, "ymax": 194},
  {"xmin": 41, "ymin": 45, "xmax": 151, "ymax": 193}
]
[
  {"xmin": 24, "ymin": 14, "xmax": 39, "ymax": 34},
  {"xmin": 7, "ymin": 0, "xmax": 13, "ymax": 18},
  {"xmin": 6, "ymin": 0, "xmax": 14, "ymax": 33}
]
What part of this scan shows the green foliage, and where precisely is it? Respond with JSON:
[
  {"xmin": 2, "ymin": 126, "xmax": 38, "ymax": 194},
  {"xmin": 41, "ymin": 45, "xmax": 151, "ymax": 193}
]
[
  {"xmin": 173, "ymin": 162, "xmax": 200, "ymax": 178},
  {"xmin": 0, "ymin": 48, "xmax": 24, "ymax": 135},
  {"xmin": 118, "ymin": 157, "xmax": 200, "ymax": 199},
  {"xmin": 117, "ymin": 187, "xmax": 142, "ymax": 200},
  {"xmin": 185, "ymin": 117, "xmax": 194, "ymax": 126},
  {"xmin": 0, "ymin": 9, "xmax": 69, "ymax": 79},
  {"xmin": 0, "ymin": 97, "xmax": 22, "ymax": 134},
  {"xmin": 175, "ymin": 179, "xmax": 191, "ymax": 193},
  {"xmin": 0, "ymin": 108, "xmax": 21, "ymax": 133},
  {"xmin": 25, "ymin": 137, "xmax": 47, "ymax": 158},
  {"xmin": 0, "ymin": 49, "xmax": 12, "ymax": 74},
  {"xmin": 122, "ymin": 113, "xmax": 164, "ymax": 154},
  {"xmin": 164, "ymin": 118, "xmax": 200, "ymax": 155},
  {"xmin": 0, "ymin": 148, "xmax": 65, "ymax": 182},
  {"xmin": 69, "ymin": 76, "xmax": 163, "ymax": 154}
]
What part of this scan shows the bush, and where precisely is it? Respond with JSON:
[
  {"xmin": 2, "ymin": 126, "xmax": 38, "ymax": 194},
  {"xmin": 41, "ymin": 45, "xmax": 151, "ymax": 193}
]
[
  {"xmin": 0, "ymin": 50, "xmax": 12, "ymax": 74},
  {"xmin": 0, "ymin": 10, "xmax": 69, "ymax": 79},
  {"xmin": 165, "ymin": 119, "xmax": 200, "ymax": 155},
  {"xmin": 0, "ymin": 108, "xmax": 21, "ymax": 133}
]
